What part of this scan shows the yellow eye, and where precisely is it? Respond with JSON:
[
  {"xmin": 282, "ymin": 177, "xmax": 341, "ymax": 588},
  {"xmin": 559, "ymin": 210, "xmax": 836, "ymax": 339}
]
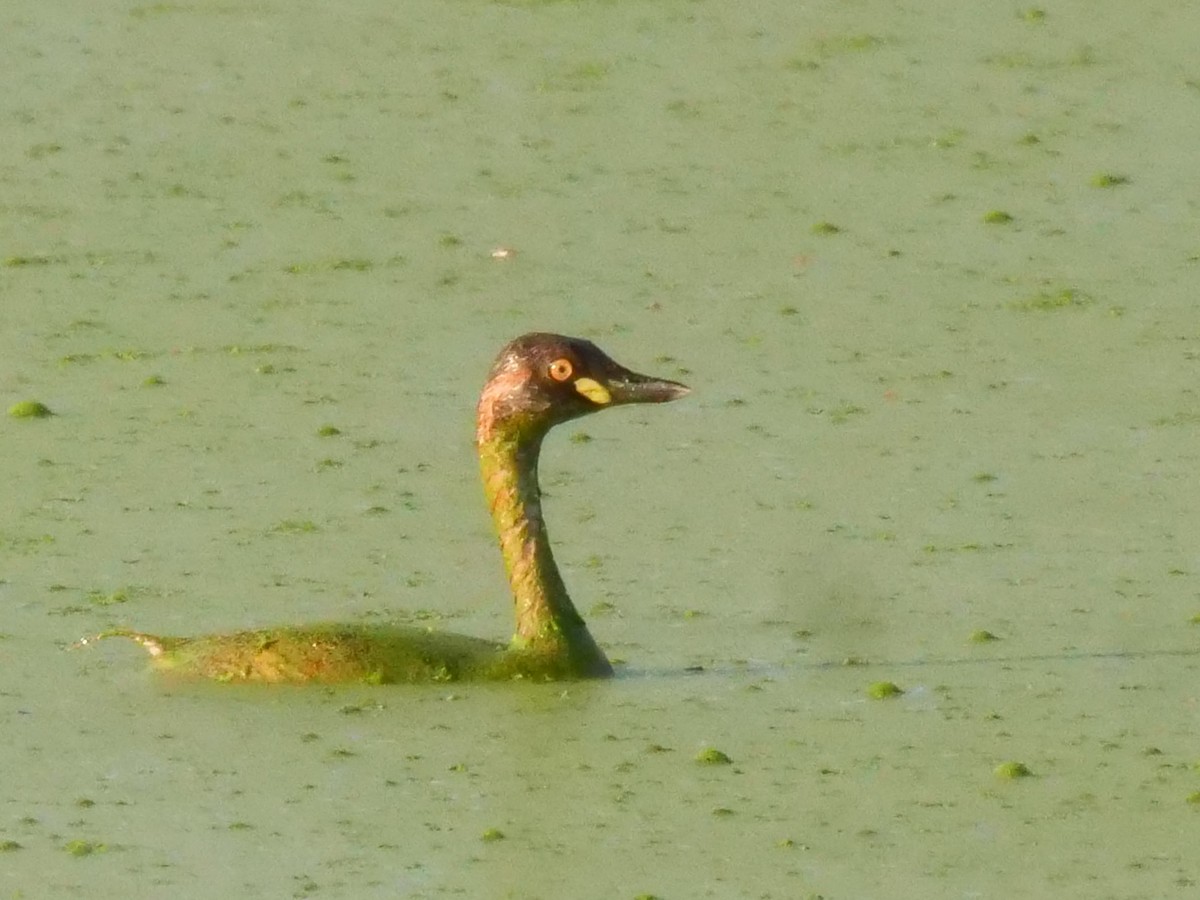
[{"xmin": 548, "ymin": 358, "xmax": 573, "ymax": 382}]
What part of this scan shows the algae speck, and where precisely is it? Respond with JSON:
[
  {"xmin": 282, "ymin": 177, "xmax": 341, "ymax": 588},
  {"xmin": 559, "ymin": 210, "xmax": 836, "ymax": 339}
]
[
  {"xmin": 85, "ymin": 333, "xmax": 689, "ymax": 684},
  {"xmin": 994, "ymin": 761, "xmax": 1033, "ymax": 779},
  {"xmin": 867, "ymin": 680, "xmax": 903, "ymax": 699},
  {"xmin": 8, "ymin": 400, "xmax": 53, "ymax": 418}
]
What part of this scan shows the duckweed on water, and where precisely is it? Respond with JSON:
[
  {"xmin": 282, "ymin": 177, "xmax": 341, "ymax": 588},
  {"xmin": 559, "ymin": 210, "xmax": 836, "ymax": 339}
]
[
  {"xmin": 968, "ymin": 629, "xmax": 1000, "ymax": 644},
  {"xmin": 0, "ymin": 840, "xmax": 22, "ymax": 852},
  {"xmin": 87, "ymin": 588, "xmax": 130, "ymax": 607},
  {"xmin": 8, "ymin": 400, "xmax": 53, "ymax": 418},
  {"xmin": 63, "ymin": 839, "xmax": 105, "ymax": 857},
  {"xmin": 4, "ymin": 254, "xmax": 56, "ymax": 267},
  {"xmin": 695, "ymin": 747, "xmax": 733, "ymax": 765},
  {"xmin": 269, "ymin": 519, "xmax": 319, "ymax": 535},
  {"xmin": 982, "ymin": 210, "xmax": 1013, "ymax": 224},
  {"xmin": 284, "ymin": 258, "xmax": 373, "ymax": 274},
  {"xmin": 1186, "ymin": 792, "xmax": 1200, "ymax": 805},
  {"xmin": 1009, "ymin": 288, "xmax": 1091, "ymax": 311},
  {"xmin": 1091, "ymin": 173, "xmax": 1130, "ymax": 188},
  {"xmin": 867, "ymin": 681, "xmax": 903, "ymax": 699},
  {"xmin": 994, "ymin": 761, "xmax": 1033, "ymax": 779},
  {"xmin": 481, "ymin": 827, "xmax": 505, "ymax": 842},
  {"xmin": 317, "ymin": 424, "xmax": 341, "ymax": 437},
  {"xmin": 811, "ymin": 221, "xmax": 841, "ymax": 235}
]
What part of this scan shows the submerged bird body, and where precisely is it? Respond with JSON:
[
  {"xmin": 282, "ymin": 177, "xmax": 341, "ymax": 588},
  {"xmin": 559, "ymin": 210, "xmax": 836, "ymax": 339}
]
[{"xmin": 94, "ymin": 333, "xmax": 688, "ymax": 683}]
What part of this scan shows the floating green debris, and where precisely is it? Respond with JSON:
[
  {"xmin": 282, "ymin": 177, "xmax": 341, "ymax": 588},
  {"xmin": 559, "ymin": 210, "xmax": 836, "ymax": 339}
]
[
  {"xmin": 63, "ymin": 839, "xmax": 104, "ymax": 857},
  {"xmin": 0, "ymin": 840, "xmax": 22, "ymax": 852},
  {"xmin": 87, "ymin": 588, "xmax": 130, "ymax": 607},
  {"xmin": 784, "ymin": 58, "xmax": 821, "ymax": 73},
  {"xmin": 223, "ymin": 343, "xmax": 299, "ymax": 355},
  {"xmin": 317, "ymin": 425, "xmax": 341, "ymax": 437},
  {"xmin": 284, "ymin": 258, "xmax": 373, "ymax": 274},
  {"xmin": 828, "ymin": 403, "xmax": 866, "ymax": 424},
  {"xmin": 569, "ymin": 431, "xmax": 593, "ymax": 444},
  {"xmin": 982, "ymin": 210, "xmax": 1013, "ymax": 224},
  {"xmin": 2, "ymin": 532, "xmax": 55, "ymax": 553},
  {"xmin": 269, "ymin": 519, "xmax": 319, "ymax": 535},
  {"xmin": 28, "ymin": 142, "xmax": 64, "ymax": 159},
  {"xmin": 481, "ymin": 827, "xmax": 506, "ymax": 842},
  {"xmin": 143, "ymin": 375, "xmax": 166, "ymax": 387},
  {"xmin": 59, "ymin": 349, "xmax": 155, "ymax": 365},
  {"xmin": 815, "ymin": 33, "xmax": 884, "ymax": 55},
  {"xmin": 968, "ymin": 630, "xmax": 1000, "ymax": 644},
  {"xmin": 539, "ymin": 59, "xmax": 611, "ymax": 93},
  {"xmin": 811, "ymin": 221, "xmax": 841, "ymax": 235},
  {"xmin": 972, "ymin": 472, "xmax": 998, "ymax": 483},
  {"xmin": 3, "ymin": 255, "xmax": 55, "ymax": 267},
  {"xmin": 8, "ymin": 400, "xmax": 53, "ymax": 418},
  {"xmin": 994, "ymin": 761, "xmax": 1033, "ymax": 779},
  {"xmin": 695, "ymin": 747, "xmax": 734, "ymax": 765},
  {"xmin": 867, "ymin": 681, "xmax": 903, "ymax": 699},
  {"xmin": 1187, "ymin": 792, "xmax": 1200, "ymax": 805},
  {"xmin": 931, "ymin": 128, "xmax": 967, "ymax": 149},
  {"xmin": 1009, "ymin": 287, "xmax": 1091, "ymax": 311},
  {"xmin": 1091, "ymin": 173, "xmax": 1129, "ymax": 188},
  {"xmin": 1154, "ymin": 412, "xmax": 1200, "ymax": 428},
  {"xmin": 1020, "ymin": 8, "xmax": 1047, "ymax": 22}
]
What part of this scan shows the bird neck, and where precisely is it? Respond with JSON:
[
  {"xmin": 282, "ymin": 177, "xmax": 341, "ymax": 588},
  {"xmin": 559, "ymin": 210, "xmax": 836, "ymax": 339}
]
[{"xmin": 476, "ymin": 423, "xmax": 612, "ymax": 677}]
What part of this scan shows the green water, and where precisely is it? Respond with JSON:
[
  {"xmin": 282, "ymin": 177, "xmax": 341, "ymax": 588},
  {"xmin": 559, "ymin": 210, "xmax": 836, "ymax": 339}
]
[{"xmin": 3, "ymin": 1, "xmax": 1198, "ymax": 897}]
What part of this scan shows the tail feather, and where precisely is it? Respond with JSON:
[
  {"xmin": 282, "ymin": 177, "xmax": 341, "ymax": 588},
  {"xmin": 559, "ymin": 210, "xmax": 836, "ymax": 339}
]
[{"xmin": 73, "ymin": 629, "xmax": 168, "ymax": 658}]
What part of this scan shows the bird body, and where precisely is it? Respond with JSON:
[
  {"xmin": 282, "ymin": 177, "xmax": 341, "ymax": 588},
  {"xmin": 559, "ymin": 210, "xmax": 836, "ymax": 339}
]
[{"xmin": 89, "ymin": 333, "xmax": 688, "ymax": 683}]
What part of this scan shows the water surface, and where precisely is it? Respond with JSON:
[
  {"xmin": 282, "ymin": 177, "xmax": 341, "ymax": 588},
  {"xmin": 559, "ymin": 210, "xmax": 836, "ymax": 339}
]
[{"xmin": 3, "ymin": 1, "xmax": 1198, "ymax": 897}]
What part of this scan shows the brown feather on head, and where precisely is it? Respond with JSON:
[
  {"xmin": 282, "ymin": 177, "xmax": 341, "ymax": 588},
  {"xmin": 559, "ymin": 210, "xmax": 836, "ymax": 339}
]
[{"xmin": 476, "ymin": 333, "xmax": 689, "ymax": 442}]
